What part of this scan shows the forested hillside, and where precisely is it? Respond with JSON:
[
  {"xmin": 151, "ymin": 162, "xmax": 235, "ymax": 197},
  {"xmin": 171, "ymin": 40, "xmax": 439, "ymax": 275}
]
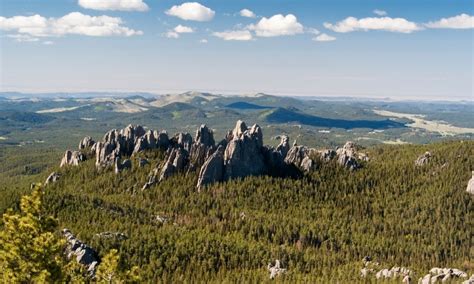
[{"xmin": 3, "ymin": 140, "xmax": 469, "ymax": 282}]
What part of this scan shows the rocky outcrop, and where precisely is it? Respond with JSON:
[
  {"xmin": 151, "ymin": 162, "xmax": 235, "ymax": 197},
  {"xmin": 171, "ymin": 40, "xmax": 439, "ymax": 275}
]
[
  {"xmin": 45, "ymin": 172, "xmax": 60, "ymax": 185},
  {"xmin": 60, "ymin": 150, "xmax": 85, "ymax": 167},
  {"xmin": 336, "ymin": 141, "xmax": 362, "ymax": 170},
  {"xmin": 159, "ymin": 148, "xmax": 188, "ymax": 182},
  {"xmin": 94, "ymin": 125, "xmax": 170, "ymax": 169},
  {"xmin": 195, "ymin": 124, "xmax": 215, "ymax": 147},
  {"xmin": 79, "ymin": 136, "xmax": 95, "ymax": 150},
  {"xmin": 467, "ymin": 171, "xmax": 474, "ymax": 195},
  {"xmin": 67, "ymin": 120, "xmax": 367, "ymax": 190},
  {"xmin": 196, "ymin": 146, "xmax": 225, "ymax": 191},
  {"xmin": 415, "ymin": 151, "xmax": 432, "ymax": 166},
  {"xmin": 418, "ymin": 268, "xmax": 468, "ymax": 283},
  {"xmin": 62, "ymin": 228, "xmax": 99, "ymax": 277}
]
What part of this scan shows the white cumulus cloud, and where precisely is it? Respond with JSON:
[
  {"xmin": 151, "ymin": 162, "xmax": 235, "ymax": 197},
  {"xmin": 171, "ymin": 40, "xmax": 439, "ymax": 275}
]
[
  {"xmin": 240, "ymin": 9, "xmax": 256, "ymax": 18},
  {"xmin": 165, "ymin": 2, "xmax": 215, "ymax": 22},
  {"xmin": 425, "ymin": 14, "xmax": 474, "ymax": 29},
  {"xmin": 213, "ymin": 30, "xmax": 253, "ymax": 41},
  {"xmin": 373, "ymin": 9, "xmax": 387, "ymax": 16},
  {"xmin": 165, "ymin": 25, "xmax": 194, "ymax": 38},
  {"xmin": 324, "ymin": 16, "xmax": 421, "ymax": 33},
  {"xmin": 0, "ymin": 12, "xmax": 143, "ymax": 38},
  {"xmin": 313, "ymin": 33, "xmax": 336, "ymax": 42},
  {"xmin": 248, "ymin": 14, "xmax": 304, "ymax": 37},
  {"xmin": 199, "ymin": 39, "xmax": 208, "ymax": 43},
  {"xmin": 174, "ymin": 24, "xmax": 194, "ymax": 33},
  {"xmin": 78, "ymin": 0, "xmax": 149, "ymax": 11}
]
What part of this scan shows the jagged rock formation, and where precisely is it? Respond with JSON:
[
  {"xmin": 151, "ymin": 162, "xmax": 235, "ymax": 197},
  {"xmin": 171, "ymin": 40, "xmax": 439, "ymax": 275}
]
[
  {"xmin": 375, "ymin": 267, "xmax": 412, "ymax": 280},
  {"xmin": 467, "ymin": 171, "xmax": 474, "ymax": 195},
  {"xmin": 45, "ymin": 172, "xmax": 60, "ymax": 185},
  {"xmin": 197, "ymin": 146, "xmax": 224, "ymax": 191},
  {"xmin": 60, "ymin": 150, "xmax": 85, "ymax": 167},
  {"xmin": 336, "ymin": 141, "xmax": 362, "ymax": 170},
  {"xmin": 418, "ymin": 268, "xmax": 468, "ymax": 283},
  {"xmin": 415, "ymin": 151, "xmax": 432, "ymax": 166},
  {"xmin": 64, "ymin": 120, "xmax": 367, "ymax": 190},
  {"xmin": 62, "ymin": 228, "xmax": 100, "ymax": 276},
  {"xmin": 79, "ymin": 136, "xmax": 95, "ymax": 150},
  {"xmin": 224, "ymin": 121, "xmax": 266, "ymax": 179}
]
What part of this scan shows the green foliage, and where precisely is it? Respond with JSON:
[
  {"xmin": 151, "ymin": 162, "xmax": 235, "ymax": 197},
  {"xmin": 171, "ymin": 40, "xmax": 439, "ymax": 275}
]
[
  {"xmin": 0, "ymin": 184, "xmax": 65, "ymax": 282},
  {"xmin": 31, "ymin": 140, "xmax": 473, "ymax": 282},
  {"xmin": 96, "ymin": 249, "xmax": 141, "ymax": 283}
]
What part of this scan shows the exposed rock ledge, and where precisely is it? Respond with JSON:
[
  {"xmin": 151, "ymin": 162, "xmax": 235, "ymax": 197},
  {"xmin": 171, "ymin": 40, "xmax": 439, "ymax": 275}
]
[{"xmin": 59, "ymin": 120, "xmax": 368, "ymax": 190}]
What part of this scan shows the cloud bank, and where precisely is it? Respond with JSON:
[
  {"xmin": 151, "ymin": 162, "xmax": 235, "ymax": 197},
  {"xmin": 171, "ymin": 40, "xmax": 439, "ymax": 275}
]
[
  {"xmin": 0, "ymin": 12, "xmax": 143, "ymax": 39},
  {"xmin": 78, "ymin": 0, "xmax": 149, "ymax": 12},
  {"xmin": 324, "ymin": 16, "xmax": 421, "ymax": 33}
]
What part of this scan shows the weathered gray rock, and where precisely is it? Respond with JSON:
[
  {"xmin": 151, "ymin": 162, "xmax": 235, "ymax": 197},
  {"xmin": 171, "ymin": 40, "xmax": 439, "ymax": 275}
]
[
  {"xmin": 189, "ymin": 142, "xmax": 210, "ymax": 167},
  {"xmin": 45, "ymin": 172, "xmax": 60, "ymax": 185},
  {"xmin": 62, "ymin": 228, "xmax": 99, "ymax": 277},
  {"xmin": 336, "ymin": 141, "xmax": 361, "ymax": 170},
  {"xmin": 375, "ymin": 267, "xmax": 412, "ymax": 280},
  {"xmin": 95, "ymin": 141, "xmax": 119, "ymax": 168},
  {"xmin": 195, "ymin": 124, "xmax": 215, "ymax": 147},
  {"xmin": 78, "ymin": 136, "xmax": 95, "ymax": 150},
  {"xmin": 224, "ymin": 121, "xmax": 266, "ymax": 179},
  {"xmin": 159, "ymin": 148, "xmax": 188, "ymax": 182},
  {"xmin": 284, "ymin": 145, "xmax": 318, "ymax": 172},
  {"xmin": 319, "ymin": 149, "xmax": 336, "ymax": 161},
  {"xmin": 276, "ymin": 135, "xmax": 290, "ymax": 158},
  {"xmin": 415, "ymin": 151, "xmax": 432, "ymax": 166},
  {"xmin": 466, "ymin": 171, "xmax": 474, "ymax": 195},
  {"xmin": 155, "ymin": 130, "xmax": 170, "ymax": 149},
  {"xmin": 60, "ymin": 150, "xmax": 86, "ymax": 167},
  {"xmin": 197, "ymin": 146, "xmax": 225, "ymax": 191},
  {"xmin": 174, "ymin": 132, "xmax": 193, "ymax": 152},
  {"xmin": 133, "ymin": 130, "xmax": 157, "ymax": 154}
]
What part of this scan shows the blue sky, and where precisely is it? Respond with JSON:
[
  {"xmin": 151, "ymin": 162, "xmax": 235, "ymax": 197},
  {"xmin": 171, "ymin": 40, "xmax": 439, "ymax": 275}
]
[{"xmin": 0, "ymin": 0, "xmax": 473, "ymax": 100}]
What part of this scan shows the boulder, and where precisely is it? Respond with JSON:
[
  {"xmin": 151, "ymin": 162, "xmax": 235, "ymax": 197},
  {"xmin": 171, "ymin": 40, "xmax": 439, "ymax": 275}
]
[
  {"xmin": 78, "ymin": 136, "xmax": 95, "ymax": 150},
  {"xmin": 95, "ymin": 141, "xmax": 119, "ymax": 168},
  {"xmin": 45, "ymin": 172, "xmax": 60, "ymax": 185},
  {"xmin": 415, "ymin": 151, "xmax": 432, "ymax": 166},
  {"xmin": 467, "ymin": 171, "xmax": 474, "ymax": 195},
  {"xmin": 62, "ymin": 228, "xmax": 99, "ymax": 277},
  {"xmin": 196, "ymin": 146, "xmax": 225, "ymax": 191},
  {"xmin": 60, "ymin": 150, "xmax": 86, "ymax": 167}
]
